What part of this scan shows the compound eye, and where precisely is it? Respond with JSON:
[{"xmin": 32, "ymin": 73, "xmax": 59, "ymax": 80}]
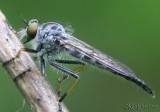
[{"xmin": 26, "ymin": 19, "xmax": 38, "ymax": 40}]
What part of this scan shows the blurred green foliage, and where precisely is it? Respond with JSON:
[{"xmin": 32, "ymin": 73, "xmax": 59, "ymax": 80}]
[{"xmin": 0, "ymin": 0, "xmax": 159, "ymax": 112}]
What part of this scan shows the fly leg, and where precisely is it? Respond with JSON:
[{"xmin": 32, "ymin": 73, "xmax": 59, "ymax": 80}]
[
  {"xmin": 57, "ymin": 75, "xmax": 69, "ymax": 97},
  {"xmin": 55, "ymin": 59, "xmax": 85, "ymax": 65},
  {"xmin": 14, "ymin": 48, "xmax": 43, "ymax": 79},
  {"xmin": 55, "ymin": 59, "xmax": 85, "ymax": 73},
  {"xmin": 48, "ymin": 57, "xmax": 80, "ymax": 102},
  {"xmin": 2, "ymin": 48, "xmax": 40, "ymax": 81},
  {"xmin": 16, "ymin": 48, "xmax": 46, "ymax": 76},
  {"xmin": 56, "ymin": 75, "xmax": 69, "ymax": 112},
  {"xmin": 16, "ymin": 48, "xmax": 38, "ymax": 58},
  {"xmin": 40, "ymin": 56, "xmax": 46, "ymax": 76},
  {"xmin": 54, "ymin": 59, "xmax": 84, "ymax": 111},
  {"xmin": 16, "ymin": 42, "xmax": 42, "ymax": 58},
  {"xmin": 55, "ymin": 59, "xmax": 85, "ymax": 97}
]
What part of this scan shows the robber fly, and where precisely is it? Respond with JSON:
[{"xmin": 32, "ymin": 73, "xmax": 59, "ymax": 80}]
[{"xmin": 17, "ymin": 19, "xmax": 154, "ymax": 103}]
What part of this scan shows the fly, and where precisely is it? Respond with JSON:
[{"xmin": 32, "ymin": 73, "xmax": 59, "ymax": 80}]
[{"xmin": 16, "ymin": 19, "xmax": 154, "ymax": 103}]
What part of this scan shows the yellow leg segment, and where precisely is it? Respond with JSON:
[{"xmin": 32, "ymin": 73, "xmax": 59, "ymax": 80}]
[
  {"xmin": 73, "ymin": 64, "xmax": 84, "ymax": 73},
  {"xmin": 66, "ymin": 79, "xmax": 79, "ymax": 95},
  {"xmin": 16, "ymin": 48, "xmax": 42, "ymax": 77},
  {"xmin": 31, "ymin": 70, "xmax": 42, "ymax": 76},
  {"xmin": 57, "ymin": 64, "xmax": 84, "ymax": 96},
  {"xmin": 16, "ymin": 48, "xmax": 37, "ymax": 58},
  {"xmin": 16, "ymin": 48, "xmax": 26, "ymax": 58},
  {"xmin": 59, "ymin": 79, "xmax": 79, "ymax": 102},
  {"xmin": 57, "ymin": 75, "xmax": 69, "ymax": 95}
]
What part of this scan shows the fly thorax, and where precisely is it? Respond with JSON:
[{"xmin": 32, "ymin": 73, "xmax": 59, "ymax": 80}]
[{"xmin": 36, "ymin": 22, "xmax": 69, "ymax": 52}]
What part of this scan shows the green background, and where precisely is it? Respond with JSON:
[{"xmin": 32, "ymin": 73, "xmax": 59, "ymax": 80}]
[{"xmin": 0, "ymin": 0, "xmax": 159, "ymax": 112}]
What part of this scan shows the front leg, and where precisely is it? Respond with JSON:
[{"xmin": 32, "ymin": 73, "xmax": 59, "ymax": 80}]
[
  {"xmin": 13, "ymin": 48, "xmax": 43, "ymax": 80},
  {"xmin": 16, "ymin": 48, "xmax": 38, "ymax": 58},
  {"xmin": 16, "ymin": 43, "xmax": 42, "ymax": 58},
  {"xmin": 16, "ymin": 44, "xmax": 47, "ymax": 75},
  {"xmin": 3, "ymin": 48, "xmax": 38, "ymax": 71}
]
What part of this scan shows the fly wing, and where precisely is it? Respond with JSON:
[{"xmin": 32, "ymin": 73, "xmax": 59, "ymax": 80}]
[{"xmin": 58, "ymin": 34, "xmax": 153, "ymax": 95}]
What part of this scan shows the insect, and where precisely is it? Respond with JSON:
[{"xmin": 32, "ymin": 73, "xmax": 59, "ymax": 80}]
[{"xmin": 17, "ymin": 19, "xmax": 154, "ymax": 103}]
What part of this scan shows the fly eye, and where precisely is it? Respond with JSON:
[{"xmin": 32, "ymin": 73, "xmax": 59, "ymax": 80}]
[{"xmin": 26, "ymin": 19, "xmax": 38, "ymax": 42}]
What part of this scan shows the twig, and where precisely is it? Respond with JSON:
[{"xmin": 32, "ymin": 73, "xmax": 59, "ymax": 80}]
[{"xmin": 0, "ymin": 11, "xmax": 69, "ymax": 112}]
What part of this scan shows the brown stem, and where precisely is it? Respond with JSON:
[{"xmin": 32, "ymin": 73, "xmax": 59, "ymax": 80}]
[{"xmin": 0, "ymin": 11, "xmax": 69, "ymax": 112}]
